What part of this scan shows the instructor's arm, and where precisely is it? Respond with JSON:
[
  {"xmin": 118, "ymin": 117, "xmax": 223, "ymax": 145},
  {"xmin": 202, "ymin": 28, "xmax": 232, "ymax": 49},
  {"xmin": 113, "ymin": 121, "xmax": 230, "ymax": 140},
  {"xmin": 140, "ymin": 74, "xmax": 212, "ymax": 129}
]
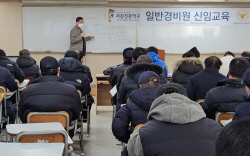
[
  {"xmin": 85, "ymin": 36, "xmax": 95, "ymax": 42},
  {"xmin": 70, "ymin": 29, "xmax": 83, "ymax": 44}
]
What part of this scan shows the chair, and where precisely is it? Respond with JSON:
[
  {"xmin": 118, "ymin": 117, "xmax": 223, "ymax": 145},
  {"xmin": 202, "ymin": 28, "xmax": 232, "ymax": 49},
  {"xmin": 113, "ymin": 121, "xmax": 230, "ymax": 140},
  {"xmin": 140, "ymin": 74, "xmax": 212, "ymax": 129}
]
[
  {"xmin": 0, "ymin": 86, "xmax": 6, "ymax": 126},
  {"xmin": 196, "ymin": 99, "xmax": 204, "ymax": 106},
  {"xmin": 16, "ymin": 130, "xmax": 68, "ymax": 156},
  {"xmin": 215, "ymin": 112, "xmax": 235, "ymax": 126},
  {"xmin": 25, "ymin": 76, "xmax": 35, "ymax": 85},
  {"xmin": 134, "ymin": 124, "xmax": 144, "ymax": 130}
]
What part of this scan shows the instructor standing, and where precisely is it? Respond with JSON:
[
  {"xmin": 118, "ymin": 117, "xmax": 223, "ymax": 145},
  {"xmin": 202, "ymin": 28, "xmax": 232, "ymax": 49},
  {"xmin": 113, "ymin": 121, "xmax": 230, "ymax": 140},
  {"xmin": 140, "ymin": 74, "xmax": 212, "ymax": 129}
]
[{"xmin": 70, "ymin": 17, "xmax": 94, "ymax": 56}]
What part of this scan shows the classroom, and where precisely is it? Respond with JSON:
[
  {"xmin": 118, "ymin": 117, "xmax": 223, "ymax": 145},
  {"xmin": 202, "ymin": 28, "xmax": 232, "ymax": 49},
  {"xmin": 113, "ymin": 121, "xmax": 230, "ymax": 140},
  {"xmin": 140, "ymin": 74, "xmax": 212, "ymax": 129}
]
[{"xmin": 1, "ymin": 0, "xmax": 250, "ymax": 156}]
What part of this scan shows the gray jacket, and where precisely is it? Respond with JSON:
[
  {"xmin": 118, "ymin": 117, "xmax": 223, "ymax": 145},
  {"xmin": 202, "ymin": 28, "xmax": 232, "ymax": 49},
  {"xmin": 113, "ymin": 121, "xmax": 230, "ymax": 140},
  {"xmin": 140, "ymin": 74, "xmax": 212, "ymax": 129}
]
[
  {"xmin": 69, "ymin": 25, "xmax": 91, "ymax": 51},
  {"xmin": 127, "ymin": 93, "xmax": 222, "ymax": 156}
]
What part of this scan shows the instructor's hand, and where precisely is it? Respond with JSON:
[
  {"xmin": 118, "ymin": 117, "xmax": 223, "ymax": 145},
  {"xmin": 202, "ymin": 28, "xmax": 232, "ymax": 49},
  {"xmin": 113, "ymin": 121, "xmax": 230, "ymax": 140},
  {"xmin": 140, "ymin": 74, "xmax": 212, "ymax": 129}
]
[
  {"xmin": 90, "ymin": 36, "xmax": 95, "ymax": 39},
  {"xmin": 81, "ymin": 33, "xmax": 85, "ymax": 37}
]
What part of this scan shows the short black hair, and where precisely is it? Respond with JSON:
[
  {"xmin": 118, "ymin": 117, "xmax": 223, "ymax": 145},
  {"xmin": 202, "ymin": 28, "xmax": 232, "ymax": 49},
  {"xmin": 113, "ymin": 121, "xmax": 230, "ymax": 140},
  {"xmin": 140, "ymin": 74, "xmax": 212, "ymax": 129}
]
[
  {"xmin": 76, "ymin": 17, "xmax": 83, "ymax": 22},
  {"xmin": 241, "ymin": 51, "xmax": 250, "ymax": 57},
  {"xmin": 182, "ymin": 52, "xmax": 195, "ymax": 58},
  {"xmin": 224, "ymin": 51, "xmax": 235, "ymax": 57},
  {"xmin": 204, "ymin": 56, "xmax": 222, "ymax": 70},
  {"xmin": 215, "ymin": 119, "xmax": 250, "ymax": 156},
  {"xmin": 132, "ymin": 47, "xmax": 147, "ymax": 61},
  {"xmin": 147, "ymin": 46, "xmax": 158, "ymax": 54},
  {"xmin": 229, "ymin": 57, "xmax": 249, "ymax": 78}
]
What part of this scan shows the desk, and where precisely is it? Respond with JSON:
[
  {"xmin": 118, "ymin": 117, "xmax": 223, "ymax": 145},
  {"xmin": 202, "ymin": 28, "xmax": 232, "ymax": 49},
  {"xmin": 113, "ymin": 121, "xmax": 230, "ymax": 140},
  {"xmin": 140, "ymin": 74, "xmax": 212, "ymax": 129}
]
[
  {"xmin": 220, "ymin": 119, "xmax": 232, "ymax": 127},
  {"xmin": 6, "ymin": 122, "xmax": 73, "ymax": 146},
  {"xmin": 0, "ymin": 143, "xmax": 64, "ymax": 156},
  {"xmin": 18, "ymin": 79, "xmax": 30, "ymax": 91},
  {"xmin": 96, "ymin": 74, "xmax": 112, "ymax": 114}
]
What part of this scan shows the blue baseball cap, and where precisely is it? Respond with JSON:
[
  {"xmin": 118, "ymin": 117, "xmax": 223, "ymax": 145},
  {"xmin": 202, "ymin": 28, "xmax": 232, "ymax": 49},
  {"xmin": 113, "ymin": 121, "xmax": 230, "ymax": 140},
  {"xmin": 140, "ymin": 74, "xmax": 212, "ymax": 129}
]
[{"xmin": 139, "ymin": 71, "xmax": 159, "ymax": 84}]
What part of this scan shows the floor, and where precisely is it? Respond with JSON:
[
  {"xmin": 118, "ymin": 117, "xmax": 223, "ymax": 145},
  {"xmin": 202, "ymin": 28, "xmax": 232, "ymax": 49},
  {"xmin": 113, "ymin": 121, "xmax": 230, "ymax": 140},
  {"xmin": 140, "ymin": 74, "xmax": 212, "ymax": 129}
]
[{"xmin": 72, "ymin": 105, "xmax": 121, "ymax": 156}]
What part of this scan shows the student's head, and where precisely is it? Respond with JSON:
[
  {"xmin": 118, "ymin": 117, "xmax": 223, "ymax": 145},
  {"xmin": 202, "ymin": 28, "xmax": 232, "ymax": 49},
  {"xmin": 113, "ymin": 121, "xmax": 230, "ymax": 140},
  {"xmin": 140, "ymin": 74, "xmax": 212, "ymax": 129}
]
[
  {"xmin": 224, "ymin": 51, "xmax": 235, "ymax": 57},
  {"xmin": 241, "ymin": 51, "xmax": 250, "ymax": 57},
  {"xmin": 65, "ymin": 50, "xmax": 79, "ymax": 60},
  {"xmin": 215, "ymin": 119, "xmax": 250, "ymax": 156},
  {"xmin": 204, "ymin": 56, "xmax": 222, "ymax": 70},
  {"xmin": 76, "ymin": 17, "xmax": 84, "ymax": 26},
  {"xmin": 229, "ymin": 58, "xmax": 249, "ymax": 79},
  {"xmin": 19, "ymin": 49, "xmax": 30, "ymax": 56},
  {"xmin": 123, "ymin": 47, "xmax": 133, "ymax": 61},
  {"xmin": 139, "ymin": 71, "xmax": 159, "ymax": 88},
  {"xmin": 147, "ymin": 46, "xmax": 158, "ymax": 54},
  {"xmin": 137, "ymin": 55, "xmax": 152, "ymax": 64},
  {"xmin": 187, "ymin": 47, "xmax": 200, "ymax": 58},
  {"xmin": 132, "ymin": 47, "xmax": 147, "ymax": 62},
  {"xmin": 155, "ymin": 83, "xmax": 187, "ymax": 98},
  {"xmin": 0, "ymin": 49, "xmax": 6, "ymax": 56},
  {"xmin": 75, "ymin": 50, "xmax": 84, "ymax": 63},
  {"xmin": 243, "ymin": 68, "xmax": 250, "ymax": 94},
  {"xmin": 40, "ymin": 56, "xmax": 59, "ymax": 76},
  {"xmin": 182, "ymin": 52, "xmax": 195, "ymax": 58}
]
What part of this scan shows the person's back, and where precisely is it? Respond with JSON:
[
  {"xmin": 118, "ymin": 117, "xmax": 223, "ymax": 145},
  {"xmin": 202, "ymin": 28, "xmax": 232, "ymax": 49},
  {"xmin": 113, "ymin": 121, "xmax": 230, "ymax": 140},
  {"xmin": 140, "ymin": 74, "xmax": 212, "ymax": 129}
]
[
  {"xmin": 128, "ymin": 85, "xmax": 222, "ymax": 156},
  {"xmin": 220, "ymin": 51, "xmax": 234, "ymax": 76},
  {"xmin": 171, "ymin": 52, "xmax": 203, "ymax": 88},
  {"xmin": 16, "ymin": 49, "xmax": 40, "ymax": 79},
  {"xmin": 186, "ymin": 56, "xmax": 228, "ymax": 101},
  {"xmin": 18, "ymin": 56, "xmax": 82, "ymax": 124},
  {"xmin": 0, "ymin": 49, "xmax": 25, "ymax": 83}
]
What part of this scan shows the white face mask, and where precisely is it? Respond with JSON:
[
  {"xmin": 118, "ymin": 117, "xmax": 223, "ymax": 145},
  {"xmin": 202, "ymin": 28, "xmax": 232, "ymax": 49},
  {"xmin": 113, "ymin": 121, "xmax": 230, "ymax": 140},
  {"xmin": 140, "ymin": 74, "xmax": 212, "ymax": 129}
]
[{"xmin": 78, "ymin": 24, "xmax": 84, "ymax": 28}]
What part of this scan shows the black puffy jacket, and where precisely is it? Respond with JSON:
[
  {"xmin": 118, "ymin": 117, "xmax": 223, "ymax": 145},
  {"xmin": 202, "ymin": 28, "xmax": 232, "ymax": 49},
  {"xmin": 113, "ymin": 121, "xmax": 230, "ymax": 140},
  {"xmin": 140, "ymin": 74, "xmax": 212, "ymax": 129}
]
[
  {"xmin": 203, "ymin": 79, "xmax": 247, "ymax": 119},
  {"xmin": 16, "ymin": 55, "xmax": 40, "ymax": 79},
  {"xmin": 59, "ymin": 57, "xmax": 91, "ymax": 95},
  {"xmin": 0, "ymin": 56, "xmax": 25, "ymax": 83},
  {"xmin": 0, "ymin": 66, "xmax": 18, "ymax": 92},
  {"xmin": 18, "ymin": 75, "xmax": 82, "ymax": 123},
  {"xmin": 170, "ymin": 58, "xmax": 203, "ymax": 88},
  {"xmin": 119, "ymin": 64, "xmax": 167, "ymax": 104}
]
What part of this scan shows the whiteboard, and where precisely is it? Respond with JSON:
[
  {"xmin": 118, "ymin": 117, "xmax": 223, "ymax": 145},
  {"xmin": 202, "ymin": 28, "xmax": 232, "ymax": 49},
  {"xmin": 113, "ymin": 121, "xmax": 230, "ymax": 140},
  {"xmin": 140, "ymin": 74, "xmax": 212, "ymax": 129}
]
[
  {"xmin": 139, "ymin": 26, "xmax": 250, "ymax": 53},
  {"xmin": 22, "ymin": 7, "xmax": 136, "ymax": 52}
]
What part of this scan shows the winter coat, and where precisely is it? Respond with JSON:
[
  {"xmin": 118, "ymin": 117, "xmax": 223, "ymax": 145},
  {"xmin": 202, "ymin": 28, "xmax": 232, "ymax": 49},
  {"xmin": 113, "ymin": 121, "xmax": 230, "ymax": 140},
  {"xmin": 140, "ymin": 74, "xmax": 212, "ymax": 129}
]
[
  {"xmin": 203, "ymin": 79, "xmax": 247, "ymax": 119},
  {"xmin": 233, "ymin": 96, "xmax": 250, "ymax": 120},
  {"xmin": 186, "ymin": 67, "xmax": 228, "ymax": 101},
  {"xmin": 0, "ymin": 56, "xmax": 25, "ymax": 83},
  {"xmin": 220, "ymin": 55, "xmax": 234, "ymax": 76},
  {"xmin": 18, "ymin": 75, "xmax": 82, "ymax": 123},
  {"xmin": 170, "ymin": 57, "xmax": 204, "ymax": 88},
  {"xmin": 59, "ymin": 57, "xmax": 91, "ymax": 95},
  {"xmin": 112, "ymin": 86, "xmax": 158, "ymax": 143},
  {"xmin": 127, "ymin": 93, "xmax": 222, "ymax": 156},
  {"xmin": 118, "ymin": 63, "xmax": 167, "ymax": 104},
  {"xmin": 0, "ymin": 66, "xmax": 18, "ymax": 92},
  {"xmin": 147, "ymin": 52, "xmax": 168, "ymax": 78},
  {"xmin": 16, "ymin": 55, "xmax": 40, "ymax": 79}
]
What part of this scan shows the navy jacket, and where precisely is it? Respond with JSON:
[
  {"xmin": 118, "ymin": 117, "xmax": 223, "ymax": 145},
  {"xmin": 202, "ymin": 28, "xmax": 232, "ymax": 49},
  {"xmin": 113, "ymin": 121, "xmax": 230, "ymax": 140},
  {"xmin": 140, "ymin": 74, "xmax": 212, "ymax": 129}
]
[
  {"xmin": 112, "ymin": 86, "xmax": 158, "ymax": 143},
  {"xmin": 18, "ymin": 75, "xmax": 82, "ymax": 123},
  {"xmin": 0, "ymin": 66, "xmax": 18, "ymax": 92},
  {"xmin": 0, "ymin": 56, "xmax": 25, "ymax": 83},
  {"xmin": 186, "ymin": 67, "xmax": 228, "ymax": 101},
  {"xmin": 233, "ymin": 96, "xmax": 250, "ymax": 120}
]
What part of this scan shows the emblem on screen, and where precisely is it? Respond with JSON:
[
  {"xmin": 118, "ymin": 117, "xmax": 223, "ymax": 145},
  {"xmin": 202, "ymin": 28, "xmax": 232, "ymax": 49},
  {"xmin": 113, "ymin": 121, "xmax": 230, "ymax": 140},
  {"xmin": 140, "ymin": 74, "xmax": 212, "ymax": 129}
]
[
  {"xmin": 108, "ymin": 9, "xmax": 115, "ymax": 22},
  {"xmin": 237, "ymin": 10, "xmax": 249, "ymax": 21}
]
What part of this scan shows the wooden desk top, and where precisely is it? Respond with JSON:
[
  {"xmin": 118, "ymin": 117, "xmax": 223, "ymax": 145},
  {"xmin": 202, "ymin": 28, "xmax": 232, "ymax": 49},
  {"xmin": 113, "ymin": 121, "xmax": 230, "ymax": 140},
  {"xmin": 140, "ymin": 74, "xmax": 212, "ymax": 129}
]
[
  {"xmin": 96, "ymin": 74, "xmax": 110, "ymax": 78},
  {"xmin": 6, "ymin": 91, "xmax": 16, "ymax": 98},
  {"xmin": 0, "ymin": 93, "xmax": 6, "ymax": 102},
  {"xmin": 0, "ymin": 143, "xmax": 64, "ymax": 156},
  {"xmin": 19, "ymin": 79, "xmax": 30, "ymax": 89}
]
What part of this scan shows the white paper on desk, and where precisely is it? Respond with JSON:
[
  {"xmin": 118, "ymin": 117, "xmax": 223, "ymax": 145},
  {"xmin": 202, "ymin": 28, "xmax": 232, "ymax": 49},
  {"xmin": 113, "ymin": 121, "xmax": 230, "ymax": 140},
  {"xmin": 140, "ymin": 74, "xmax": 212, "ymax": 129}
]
[{"xmin": 110, "ymin": 85, "xmax": 117, "ymax": 97}]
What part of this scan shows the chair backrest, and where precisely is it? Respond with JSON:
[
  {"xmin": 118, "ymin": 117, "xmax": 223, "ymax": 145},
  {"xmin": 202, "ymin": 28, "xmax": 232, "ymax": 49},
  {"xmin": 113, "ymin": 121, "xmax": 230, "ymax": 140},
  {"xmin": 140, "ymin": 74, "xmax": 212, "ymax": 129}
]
[
  {"xmin": 134, "ymin": 124, "xmax": 144, "ymax": 130},
  {"xmin": 196, "ymin": 99, "xmax": 205, "ymax": 106},
  {"xmin": 25, "ymin": 76, "xmax": 35, "ymax": 85},
  {"xmin": 27, "ymin": 111, "xmax": 69, "ymax": 133},
  {"xmin": 215, "ymin": 112, "xmax": 235, "ymax": 126}
]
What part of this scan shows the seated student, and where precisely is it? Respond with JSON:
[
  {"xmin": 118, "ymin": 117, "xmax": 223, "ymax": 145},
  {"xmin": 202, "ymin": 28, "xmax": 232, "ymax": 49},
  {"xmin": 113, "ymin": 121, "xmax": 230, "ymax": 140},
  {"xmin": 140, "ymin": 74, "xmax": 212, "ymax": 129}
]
[
  {"xmin": 18, "ymin": 56, "xmax": 82, "ymax": 137},
  {"xmin": 170, "ymin": 51, "xmax": 203, "ymax": 88},
  {"xmin": 220, "ymin": 51, "xmax": 235, "ymax": 76},
  {"xmin": 186, "ymin": 56, "xmax": 228, "ymax": 101},
  {"xmin": 112, "ymin": 71, "xmax": 160, "ymax": 144},
  {"xmin": 118, "ymin": 55, "xmax": 167, "ymax": 105},
  {"xmin": 0, "ymin": 49, "xmax": 25, "ymax": 83},
  {"xmin": 146, "ymin": 46, "xmax": 168, "ymax": 78},
  {"xmin": 0, "ymin": 67, "xmax": 18, "ymax": 126},
  {"xmin": 16, "ymin": 49, "xmax": 40, "ymax": 79},
  {"xmin": 203, "ymin": 58, "xmax": 249, "ymax": 119},
  {"xmin": 127, "ymin": 83, "xmax": 222, "ymax": 156},
  {"xmin": 215, "ymin": 119, "xmax": 250, "ymax": 156},
  {"xmin": 59, "ymin": 50, "xmax": 90, "ymax": 96},
  {"xmin": 233, "ymin": 68, "xmax": 250, "ymax": 120},
  {"xmin": 241, "ymin": 51, "xmax": 250, "ymax": 64}
]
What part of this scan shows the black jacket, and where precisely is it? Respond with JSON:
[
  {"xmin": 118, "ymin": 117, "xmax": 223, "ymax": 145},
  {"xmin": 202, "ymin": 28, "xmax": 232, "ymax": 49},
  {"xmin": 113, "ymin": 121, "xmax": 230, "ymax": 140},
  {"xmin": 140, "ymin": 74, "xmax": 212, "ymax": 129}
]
[
  {"xmin": 16, "ymin": 55, "xmax": 40, "ymax": 79},
  {"xmin": 186, "ymin": 67, "xmax": 228, "ymax": 101},
  {"xmin": 170, "ymin": 58, "xmax": 203, "ymax": 88},
  {"xmin": 119, "ymin": 64, "xmax": 167, "ymax": 104},
  {"xmin": 59, "ymin": 57, "xmax": 91, "ymax": 95},
  {"xmin": 0, "ymin": 66, "xmax": 18, "ymax": 92},
  {"xmin": 233, "ymin": 96, "xmax": 250, "ymax": 120},
  {"xmin": 18, "ymin": 75, "xmax": 82, "ymax": 123},
  {"xmin": 0, "ymin": 56, "xmax": 25, "ymax": 83},
  {"xmin": 203, "ymin": 79, "xmax": 247, "ymax": 119}
]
